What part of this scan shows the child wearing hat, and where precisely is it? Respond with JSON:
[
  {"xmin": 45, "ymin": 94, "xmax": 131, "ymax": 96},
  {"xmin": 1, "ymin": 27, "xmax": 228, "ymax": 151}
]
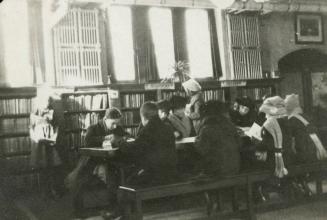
[
  {"xmin": 284, "ymin": 94, "xmax": 327, "ymax": 197},
  {"xmin": 231, "ymin": 96, "xmax": 257, "ymax": 127},
  {"xmin": 253, "ymin": 96, "xmax": 298, "ymax": 202},
  {"xmin": 182, "ymin": 78, "xmax": 204, "ymax": 134},
  {"xmin": 285, "ymin": 94, "xmax": 327, "ymax": 162},
  {"xmin": 257, "ymin": 96, "xmax": 296, "ymax": 178}
]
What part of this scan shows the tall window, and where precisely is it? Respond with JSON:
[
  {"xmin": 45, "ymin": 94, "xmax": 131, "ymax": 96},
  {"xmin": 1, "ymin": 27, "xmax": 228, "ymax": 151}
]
[
  {"xmin": 53, "ymin": 9, "xmax": 102, "ymax": 86},
  {"xmin": 185, "ymin": 9, "xmax": 213, "ymax": 78},
  {"xmin": 109, "ymin": 6, "xmax": 135, "ymax": 81},
  {"xmin": 149, "ymin": 8, "xmax": 175, "ymax": 79}
]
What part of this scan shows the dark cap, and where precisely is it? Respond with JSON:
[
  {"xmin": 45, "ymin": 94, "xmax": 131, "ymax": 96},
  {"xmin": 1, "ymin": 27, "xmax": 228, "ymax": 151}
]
[
  {"xmin": 238, "ymin": 96, "xmax": 255, "ymax": 110},
  {"xmin": 156, "ymin": 100, "xmax": 171, "ymax": 114},
  {"xmin": 200, "ymin": 100, "xmax": 227, "ymax": 117},
  {"xmin": 105, "ymin": 107, "xmax": 122, "ymax": 119},
  {"xmin": 169, "ymin": 95, "xmax": 187, "ymax": 110}
]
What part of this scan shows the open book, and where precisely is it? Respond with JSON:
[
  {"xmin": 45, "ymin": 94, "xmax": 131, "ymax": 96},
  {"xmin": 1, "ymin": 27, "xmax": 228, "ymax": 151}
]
[
  {"xmin": 176, "ymin": 136, "xmax": 196, "ymax": 144},
  {"xmin": 244, "ymin": 123, "xmax": 262, "ymax": 141}
]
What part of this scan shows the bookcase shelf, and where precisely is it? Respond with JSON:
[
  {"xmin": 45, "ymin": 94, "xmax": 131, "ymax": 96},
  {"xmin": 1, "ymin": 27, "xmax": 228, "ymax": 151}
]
[
  {"xmin": 1, "ymin": 151, "xmax": 31, "ymax": 158},
  {"xmin": 0, "ymin": 89, "xmax": 37, "ymax": 191},
  {"xmin": 64, "ymin": 109, "xmax": 106, "ymax": 115},
  {"xmin": 65, "ymin": 128, "xmax": 86, "ymax": 133},
  {"xmin": 0, "ymin": 132, "xmax": 30, "ymax": 139},
  {"xmin": 121, "ymin": 107, "xmax": 140, "ymax": 111},
  {"xmin": 122, "ymin": 124, "xmax": 139, "ymax": 128},
  {"xmin": 0, "ymin": 113, "xmax": 30, "ymax": 119}
]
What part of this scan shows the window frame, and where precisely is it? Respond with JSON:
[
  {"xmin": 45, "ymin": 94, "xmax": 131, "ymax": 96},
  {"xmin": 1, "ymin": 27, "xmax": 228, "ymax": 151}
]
[{"xmin": 107, "ymin": 5, "xmax": 220, "ymax": 83}]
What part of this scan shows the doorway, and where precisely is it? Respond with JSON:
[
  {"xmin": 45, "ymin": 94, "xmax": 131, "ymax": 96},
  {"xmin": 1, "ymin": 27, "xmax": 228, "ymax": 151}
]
[{"xmin": 278, "ymin": 49, "xmax": 327, "ymax": 143}]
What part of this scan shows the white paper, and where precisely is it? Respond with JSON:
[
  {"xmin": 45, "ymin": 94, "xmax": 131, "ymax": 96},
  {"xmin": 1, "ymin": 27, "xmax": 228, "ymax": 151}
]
[
  {"xmin": 244, "ymin": 123, "xmax": 262, "ymax": 141},
  {"xmin": 176, "ymin": 136, "xmax": 196, "ymax": 144}
]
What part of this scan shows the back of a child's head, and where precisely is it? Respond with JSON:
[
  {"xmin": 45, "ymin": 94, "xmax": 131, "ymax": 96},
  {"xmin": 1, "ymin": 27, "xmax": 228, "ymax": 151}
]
[
  {"xmin": 200, "ymin": 100, "xmax": 227, "ymax": 118},
  {"xmin": 169, "ymin": 95, "xmax": 187, "ymax": 111},
  {"xmin": 140, "ymin": 102, "xmax": 158, "ymax": 120},
  {"xmin": 156, "ymin": 100, "xmax": 171, "ymax": 115}
]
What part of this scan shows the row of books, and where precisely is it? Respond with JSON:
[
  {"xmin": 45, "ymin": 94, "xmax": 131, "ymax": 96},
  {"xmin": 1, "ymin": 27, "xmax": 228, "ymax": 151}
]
[
  {"xmin": 158, "ymin": 91, "xmax": 187, "ymax": 101},
  {"xmin": 0, "ymin": 137, "xmax": 32, "ymax": 156},
  {"xmin": 121, "ymin": 111, "xmax": 141, "ymax": 126},
  {"xmin": 203, "ymin": 89, "xmax": 225, "ymax": 102},
  {"xmin": 0, "ymin": 98, "xmax": 34, "ymax": 115},
  {"xmin": 66, "ymin": 112, "xmax": 101, "ymax": 130},
  {"xmin": 0, "ymin": 118, "xmax": 30, "ymax": 133},
  {"xmin": 237, "ymin": 87, "xmax": 272, "ymax": 101},
  {"xmin": 121, "ymin": 93, "xmax": 146, "ymax": 108},
  {"xmin": 125, "ymin": 127, "xmax": 138, "ymax": 137},
  {"xmin": 2, "ymin": 173, "xmax": 40, "ymax": 190},
  {"xmin": 1, "ymin": 155, "xmax": 31, "ymax": 173},
  {"xmin": 68, "ymin": 133, "xmax": 86, "ymax": 149},
  {"xmin": 64, "ymin": 94, "xmax": 108, "ymax": 111}
]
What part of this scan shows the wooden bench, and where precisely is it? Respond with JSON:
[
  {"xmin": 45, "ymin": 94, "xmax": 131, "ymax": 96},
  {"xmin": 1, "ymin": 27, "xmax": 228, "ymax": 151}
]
[
  {"xmin": 117, "ymin": 161, "xmax": 327, "ymax": 220},
  {"xmin": 117, "ymin": 174, "xmax": 256, "ymax": 220}
]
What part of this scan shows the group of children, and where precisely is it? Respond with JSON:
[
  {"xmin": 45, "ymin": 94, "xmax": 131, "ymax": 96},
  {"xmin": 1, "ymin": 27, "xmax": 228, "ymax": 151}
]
[{"xmin": 28, "ymin": 80, "xmax": 327, "ymax": 219}]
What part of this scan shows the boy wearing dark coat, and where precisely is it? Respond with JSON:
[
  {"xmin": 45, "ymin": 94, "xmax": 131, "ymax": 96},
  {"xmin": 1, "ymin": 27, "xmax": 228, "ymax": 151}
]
[
  {"xmin": 194, "ymin": 100, "xmax": 241, "ymax": 176},
  {"xmin": 115, "ymin": 102, "xmax": 178, "ymax": 187},
  {"xmin": 66, "ymin": 108, "xmax": 127, "ymax": 216}
]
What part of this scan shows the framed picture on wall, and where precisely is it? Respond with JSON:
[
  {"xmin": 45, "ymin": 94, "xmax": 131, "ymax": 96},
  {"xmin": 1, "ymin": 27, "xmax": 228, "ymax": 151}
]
[{"xmin": 295, "ymin": 14, "xmax": 323, "ymax": 44}]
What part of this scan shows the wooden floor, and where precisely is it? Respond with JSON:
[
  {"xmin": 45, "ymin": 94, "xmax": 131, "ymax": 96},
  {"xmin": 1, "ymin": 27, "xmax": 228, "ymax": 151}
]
[{"xmin": 8, "ymin": 180, "xmax": 327, "ymax": 220}]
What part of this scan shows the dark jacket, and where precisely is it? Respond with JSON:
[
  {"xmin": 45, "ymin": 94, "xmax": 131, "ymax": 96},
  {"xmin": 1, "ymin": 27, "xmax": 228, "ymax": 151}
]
[
  {"xmin": 232, "ymin": 110, "xmax": 257, "ymax": 128},
  {"xmin": 194, "ymin": 115, "xmax": 241, "ymax": 176},
  {"xmin": 288, "ymin": 114, "xmax": 318, "ymax": 163},
  {"xmin": 84, "ymin": 120, "xmax": 127, "ymax": 148},
  {"xmin": 117, "ymin": 116, "xmax": 177, "ymax": 186},
  {"xmin": 257, "ymin": 117, "xmax": 296, "ymax": 169}
]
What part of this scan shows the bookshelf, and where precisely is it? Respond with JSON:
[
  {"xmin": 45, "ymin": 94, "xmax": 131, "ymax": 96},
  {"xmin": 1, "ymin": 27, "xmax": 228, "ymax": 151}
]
[
  {"xmin": 119, "ymin": 90, "xmax": 157, "ymax": 137},
  {"xmin": 0, "ymin": 89, "xmax": 37, "ymax": 191}
]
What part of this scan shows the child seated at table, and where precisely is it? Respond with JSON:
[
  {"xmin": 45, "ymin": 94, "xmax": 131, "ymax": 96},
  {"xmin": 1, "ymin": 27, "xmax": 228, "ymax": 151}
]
[
  {"xmin": 65, "ymin": 108, "xmax": 128, "ymax": 217},
  {"xmin": 195, "ymin": 100, "xmax": 241, "ymax": 176},
  {"xmin": 285, "ymin": 94, "xmax": 327, "ymax": 163},
  {"xmin": 105, "ymin": 102, "xmax": 178, "ymax": 219},
  {"xmin": 156, "ymin": 99, "xmax": 173, "ymax": 128},
  {"xmin": 168, "ymin": 95, "xmax": 194, "ymax": 139}
]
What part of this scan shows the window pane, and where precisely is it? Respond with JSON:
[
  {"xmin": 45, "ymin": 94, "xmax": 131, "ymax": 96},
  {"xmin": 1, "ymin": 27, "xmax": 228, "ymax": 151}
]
[
  {"xmin": 185, "ymin": 9, "xmax": 213, "ymax": 78},
  {"xmin": 109, "ymin": 6, "xmax": 135, "ymax": 81},
  {"xmin": 149, "ymin": 8, "xmax": 175, "ymax": 79}
]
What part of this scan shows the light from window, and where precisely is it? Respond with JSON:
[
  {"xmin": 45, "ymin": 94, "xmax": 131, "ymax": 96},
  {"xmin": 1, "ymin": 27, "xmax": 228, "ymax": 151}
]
[
  {"xmin": 0, "ymin": 0, "xmax": 32, "ymax": 86},
  {"xmin": 149, "ymin": 8, "xmax": 175, "ymax": 79},
  {"xmin": 109, "ymin": 6, "xmax": 135, "ymax": 81},
  {"xmin": 185, "ymin": 9, "xmax": 213, "ymax": 78}
]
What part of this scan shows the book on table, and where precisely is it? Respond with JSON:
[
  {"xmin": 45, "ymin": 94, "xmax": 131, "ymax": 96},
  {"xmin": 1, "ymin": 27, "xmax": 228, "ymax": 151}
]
[{"xmin": 244, "ymin": 123, "xmax": 262, "ymax": 141}]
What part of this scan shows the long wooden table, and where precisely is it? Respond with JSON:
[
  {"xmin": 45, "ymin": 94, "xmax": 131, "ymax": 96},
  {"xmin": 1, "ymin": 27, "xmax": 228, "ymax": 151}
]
[{"xmin": 79, "ymin": 137, "xmax": 197, "ymax": 157}]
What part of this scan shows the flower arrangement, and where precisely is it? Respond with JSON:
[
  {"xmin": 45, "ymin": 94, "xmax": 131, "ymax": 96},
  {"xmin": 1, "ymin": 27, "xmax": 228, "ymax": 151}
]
[{"xmin": 161, "ymin": 61, "xmax": 191, "ymax": 83}]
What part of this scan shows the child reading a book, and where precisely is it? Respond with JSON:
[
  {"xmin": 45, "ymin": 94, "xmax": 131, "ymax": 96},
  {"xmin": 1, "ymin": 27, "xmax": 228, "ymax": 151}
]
[{"xmin": 65, "ymin": 108, "xmax": 128, "ymax": 217}]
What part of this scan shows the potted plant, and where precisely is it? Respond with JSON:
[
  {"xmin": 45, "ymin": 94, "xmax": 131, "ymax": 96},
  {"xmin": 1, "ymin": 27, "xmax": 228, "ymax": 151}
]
[{"xmin": 161, "ymin": 61, "xmax": 191, "ymax": 84}]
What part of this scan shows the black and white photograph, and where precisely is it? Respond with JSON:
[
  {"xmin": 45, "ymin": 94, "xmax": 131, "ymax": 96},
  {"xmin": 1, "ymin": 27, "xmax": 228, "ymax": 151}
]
[{"xmin": 0, "ymin": 0, "xmax": 327, "ymax": 220}]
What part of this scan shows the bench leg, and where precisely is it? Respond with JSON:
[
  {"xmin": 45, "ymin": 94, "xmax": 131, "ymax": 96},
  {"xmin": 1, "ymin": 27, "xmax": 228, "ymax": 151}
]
[
  {"xmin": 247, "ymin": 181, "xmax": 256, "ymax": 220},
  {"xmin": 316, "ymin": 178, "xmax": 323, "ymax": 195},
  {"xmin": 117, "ymin": 189, "xmax": 133, "ymax": 220},
  {"xmin": 133, "ymin": 198, "xmax": 143, "ymax": 220},
  {"xmin": 232, "ymin": 187, "xmax": 239, "ymax": 212}
]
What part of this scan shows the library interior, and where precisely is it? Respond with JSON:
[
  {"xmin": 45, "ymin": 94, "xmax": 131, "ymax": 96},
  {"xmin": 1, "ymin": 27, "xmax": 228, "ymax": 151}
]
[{"xmin": 1, "ymin": 0, "xmax": 327, "ymax": 219}]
